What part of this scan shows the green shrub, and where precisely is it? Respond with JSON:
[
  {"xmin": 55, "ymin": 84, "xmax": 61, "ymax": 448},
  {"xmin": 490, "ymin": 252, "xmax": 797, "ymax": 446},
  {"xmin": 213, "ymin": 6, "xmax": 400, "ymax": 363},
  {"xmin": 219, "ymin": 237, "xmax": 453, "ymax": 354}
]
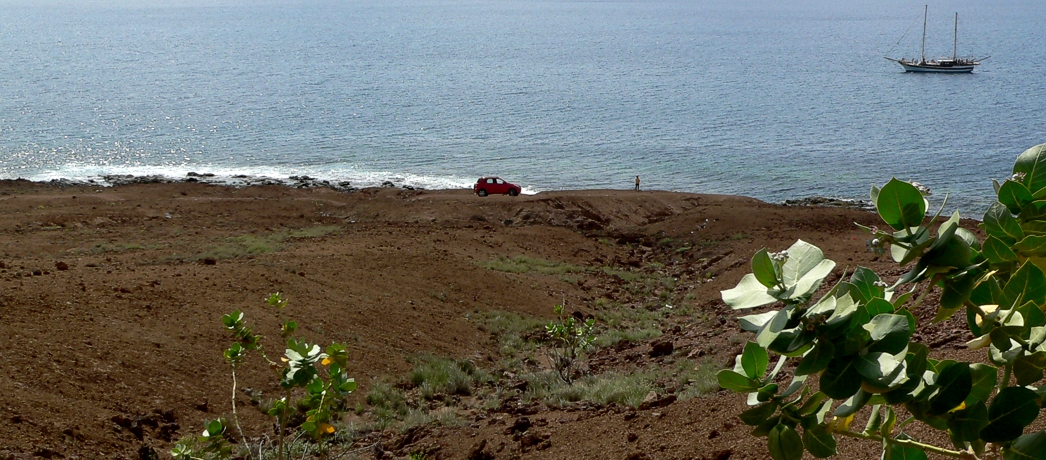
[
  {"xmin": 545, "ymin": 304, "xmax": 596, "ymax": 384},
  {"xmin": 172, "ymin": 293, "xmax": 355, "ymax": 460},
  {"xmin": 717, "ymin": 142, "xmax": 1046, "ymax": 459}
]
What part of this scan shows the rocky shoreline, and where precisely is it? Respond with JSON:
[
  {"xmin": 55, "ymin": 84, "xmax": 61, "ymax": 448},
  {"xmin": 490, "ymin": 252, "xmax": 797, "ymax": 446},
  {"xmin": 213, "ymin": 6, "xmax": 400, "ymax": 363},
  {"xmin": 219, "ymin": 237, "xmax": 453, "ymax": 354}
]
[
  {"xmin": 27, "ymin": 172, "xmax": 428, "ymax": 193},
  {"xmin": 17, "ymin": 174, "xmax": 873, "ymax": 210}
]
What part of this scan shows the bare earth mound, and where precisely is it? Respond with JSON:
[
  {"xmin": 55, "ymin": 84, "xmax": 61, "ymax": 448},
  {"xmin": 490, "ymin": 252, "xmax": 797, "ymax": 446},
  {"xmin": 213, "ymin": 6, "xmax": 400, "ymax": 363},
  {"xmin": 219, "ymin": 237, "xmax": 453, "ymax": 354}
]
[{"xmin": 0, "ymin": 181, "xmax": 972, "ymax": 459}]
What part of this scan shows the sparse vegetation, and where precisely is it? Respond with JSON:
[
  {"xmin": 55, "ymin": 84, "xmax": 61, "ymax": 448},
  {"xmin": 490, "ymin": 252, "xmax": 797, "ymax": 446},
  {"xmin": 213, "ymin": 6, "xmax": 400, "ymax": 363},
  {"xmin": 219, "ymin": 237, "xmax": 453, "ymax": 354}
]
[
  {"xmin": 407, "ymin": 355, "xmax": 491, "ymax": 399},
  {"xmin": 186, "ymin": 225, "xmax": 340, "ymax": 262},
  {"xmin": 478, "ymin": 255, "xmax": 586, "ymax": 275},
  {"xmin": 172, "ymin": 293, "xmax": 355, "ymax": 460}
]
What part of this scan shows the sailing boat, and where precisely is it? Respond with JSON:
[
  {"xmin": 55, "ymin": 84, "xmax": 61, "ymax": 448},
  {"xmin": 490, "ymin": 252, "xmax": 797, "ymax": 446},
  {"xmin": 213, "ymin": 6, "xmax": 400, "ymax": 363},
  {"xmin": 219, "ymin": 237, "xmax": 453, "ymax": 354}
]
[{"xmin": 885, "ymin": 5, "xmax": 987, "ymax": 73}]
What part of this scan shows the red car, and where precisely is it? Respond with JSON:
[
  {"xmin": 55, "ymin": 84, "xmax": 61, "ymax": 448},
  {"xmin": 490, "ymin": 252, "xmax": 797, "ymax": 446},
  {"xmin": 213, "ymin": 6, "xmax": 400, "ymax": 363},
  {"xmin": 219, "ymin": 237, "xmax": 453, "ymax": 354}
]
[{"xmin": 474, "ymin": 177, "xmax": 521, "ymax": 197}]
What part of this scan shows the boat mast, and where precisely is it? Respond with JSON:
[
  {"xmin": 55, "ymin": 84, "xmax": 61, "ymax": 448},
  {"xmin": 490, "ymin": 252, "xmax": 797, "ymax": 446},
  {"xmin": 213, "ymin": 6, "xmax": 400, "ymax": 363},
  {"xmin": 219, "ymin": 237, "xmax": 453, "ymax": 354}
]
[
  {"xmin": 920, "ymin": 5, "xmax": 927, "ymax": 64},
  {"xmin": 953, "ymin": 12, "xmax": 958, "ymax": 60}
]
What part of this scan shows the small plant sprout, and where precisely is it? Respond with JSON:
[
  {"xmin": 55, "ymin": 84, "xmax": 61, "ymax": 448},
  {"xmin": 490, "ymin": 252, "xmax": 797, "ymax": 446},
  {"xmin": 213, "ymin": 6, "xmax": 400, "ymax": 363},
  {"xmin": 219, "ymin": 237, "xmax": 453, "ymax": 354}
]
[
  {"xmin": 171, "ymin": 418, "xmax": 233, "ymax": 460},
  {"xmin": 545, "ymin": 304, "xmax": 596, "ymax": 384},
  {"xmin": 174, "ymin": 293, "xmax": 356, "ymax": 460},
  {"xmin": 717, "ymin": 142, "xmax": 1046, "ymax": 459}
]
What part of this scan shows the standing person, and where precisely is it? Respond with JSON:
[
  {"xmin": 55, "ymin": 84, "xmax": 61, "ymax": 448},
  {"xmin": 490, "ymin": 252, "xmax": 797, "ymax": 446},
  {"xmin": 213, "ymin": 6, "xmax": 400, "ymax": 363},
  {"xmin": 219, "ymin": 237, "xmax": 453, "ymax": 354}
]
[{"xmin": 634, "ymin": 175, "xmax": 641, "ymax": 191}]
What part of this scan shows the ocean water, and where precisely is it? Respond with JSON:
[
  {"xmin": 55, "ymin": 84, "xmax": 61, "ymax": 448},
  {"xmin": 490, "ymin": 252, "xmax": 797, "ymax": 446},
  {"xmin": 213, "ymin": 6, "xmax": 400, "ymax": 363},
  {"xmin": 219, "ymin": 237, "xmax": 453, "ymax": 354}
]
[{"xmin": 1, "ymin": 0, "xmax": 1044, "ymax": 215}]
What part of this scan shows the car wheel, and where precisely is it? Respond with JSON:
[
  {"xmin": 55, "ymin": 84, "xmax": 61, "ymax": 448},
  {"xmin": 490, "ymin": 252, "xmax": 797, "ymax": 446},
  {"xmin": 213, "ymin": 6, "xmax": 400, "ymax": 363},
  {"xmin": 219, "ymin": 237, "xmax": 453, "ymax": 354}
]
[
  {"xmin": 508, "ymin": 188, "xmax": 519, "ymax": 196},
  {"xmin": 477, "ymin": 189, "xmax": 488, "ymax": 197}
]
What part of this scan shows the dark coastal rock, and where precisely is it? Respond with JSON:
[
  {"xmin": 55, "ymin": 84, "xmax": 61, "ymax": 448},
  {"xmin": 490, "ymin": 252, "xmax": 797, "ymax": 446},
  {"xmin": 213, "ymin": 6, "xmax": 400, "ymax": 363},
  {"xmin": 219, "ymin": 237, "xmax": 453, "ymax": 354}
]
[
  {"xmin": 103, "ymin": 175, "xmax": 170, "ymax": 186},
  {"xmin": 47, "ymin": 178, "xmax": 89, "ymax": 187},
  {"xmin": 783, "ymin": 196, "xmax": 873, "ymax": 210}
]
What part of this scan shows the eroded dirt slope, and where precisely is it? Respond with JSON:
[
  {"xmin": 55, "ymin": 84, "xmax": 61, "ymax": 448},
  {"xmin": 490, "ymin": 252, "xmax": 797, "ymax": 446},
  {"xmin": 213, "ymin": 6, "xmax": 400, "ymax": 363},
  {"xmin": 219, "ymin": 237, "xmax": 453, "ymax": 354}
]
[{"xmin": 0, "ymin": 181, "xmax": 969, "ymax": 459}]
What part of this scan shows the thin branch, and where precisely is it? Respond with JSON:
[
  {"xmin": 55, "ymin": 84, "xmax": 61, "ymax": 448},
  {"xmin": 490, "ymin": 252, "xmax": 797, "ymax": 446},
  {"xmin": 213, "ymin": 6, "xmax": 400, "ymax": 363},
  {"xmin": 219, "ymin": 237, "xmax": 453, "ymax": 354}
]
[{"xmin": 834, "ymin": 429, "xmax": 967, "ymax": 458}]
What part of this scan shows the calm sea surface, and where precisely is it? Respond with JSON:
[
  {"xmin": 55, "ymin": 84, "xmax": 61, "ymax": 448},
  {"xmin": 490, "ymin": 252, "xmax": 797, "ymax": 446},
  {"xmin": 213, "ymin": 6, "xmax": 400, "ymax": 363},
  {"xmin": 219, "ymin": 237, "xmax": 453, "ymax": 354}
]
[{"xmin": 2, "ymin": 0, "xmax": 1044, "ymax": 215}]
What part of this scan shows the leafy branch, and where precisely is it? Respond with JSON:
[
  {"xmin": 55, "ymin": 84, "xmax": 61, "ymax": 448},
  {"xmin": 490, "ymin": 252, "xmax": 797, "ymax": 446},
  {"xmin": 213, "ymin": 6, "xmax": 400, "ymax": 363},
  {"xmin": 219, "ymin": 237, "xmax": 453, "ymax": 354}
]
[{"xmin": 717, "ymin": 142, "xmax": 1046, "ymax": 460}]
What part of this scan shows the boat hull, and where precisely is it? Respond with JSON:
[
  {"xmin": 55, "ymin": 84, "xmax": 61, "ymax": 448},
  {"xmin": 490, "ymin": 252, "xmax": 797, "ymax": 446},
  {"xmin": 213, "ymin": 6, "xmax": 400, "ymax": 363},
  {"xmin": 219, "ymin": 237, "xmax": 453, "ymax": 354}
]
[{"xmin": 898, "ymin": 62, "xmax": 975, "ymax": 73}]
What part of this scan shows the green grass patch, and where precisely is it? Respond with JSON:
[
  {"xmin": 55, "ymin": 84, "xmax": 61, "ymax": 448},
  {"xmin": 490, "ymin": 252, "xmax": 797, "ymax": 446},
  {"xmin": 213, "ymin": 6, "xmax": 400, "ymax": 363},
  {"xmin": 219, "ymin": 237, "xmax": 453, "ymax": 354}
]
[
  {"xmin": 365, "ymin": 380, "xmax": 409, "ymax": 417},
  {"xmin": 676, "ymin": 358, "xmax": 721, "ymax": 400},
  {"xmin": 75, "ymin": 242, "xmax": 155, "ymax": 254},
  {"xmin": 407, "ymin": 355, "xmax": 491, "ymax": 399},
  {"xmin": 602, "ymin": 267, "xmax": 645, "ymax": 282},
  {"xmin": 522, "ymin": 358, "xmax": 720, "ymax": 408},
  {"xmin": 478, "ymin": 256, "xmax": 587, "ymax": 275},
  {"xmin": 191, "ymin": 225, "xmax": 340, "ymax": 261},
  {"xmin": 475, "ymin": 311, "xmax": 548, "ymax": 357}
]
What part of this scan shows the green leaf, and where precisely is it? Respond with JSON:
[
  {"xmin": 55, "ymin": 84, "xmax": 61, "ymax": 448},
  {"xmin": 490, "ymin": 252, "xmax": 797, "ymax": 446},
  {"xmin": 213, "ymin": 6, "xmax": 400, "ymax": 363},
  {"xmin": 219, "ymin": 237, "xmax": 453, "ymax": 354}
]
[
  {"xmin": 981, "ymin": 387, "xmax": 1040, "ymax": 443},
  {"xmin": 718, "ymin": 370, "xmax": 759, "ymax": 393},
  {"xmin": 802, "ymin": 425, "xmax": 836, "ymax": 458},
  {"xmin": 834, "ymin": 389, "xmax": 871, "ymax": 418},
  {"xmin": 890, "ymin": 227, "xmax": 932, "ymax": 265},
  {"xmin": 722, "ymin": 273, "xmax": 778, "ymax": 310},
  {"xmin": 205, "ymin": 419, "xmax": 225, "ymax": 437},
  {"xmin": 999, "ymin": 180, "xmax": 1034, "ymax": 214},
  {"xmin": 1014, "ymin": 235, "xmax": 1046, "ymax": 257},
  {"xmin": 922, "ymin": 232, "xmax": 972, "ymax": 270},
  {"xmin": 757, "ymin": 383, "xmax": 779, "ymax": 402},
  {"xmin": 340, "ymin": 379, "xmax": 358, "ymax": 392},
  {"xmin": 865, "ymin": 298, "xmax": 896, "ymax": 317},
  {"xmin": 781, "ymin": 240, "xmax": 836, "ymax": 300},
  {"xmin": 768, "ymin": 424, "xmax": 804, "ymax": 460},
  {"xmin": 779, "ymin": 374, "xmax": 807, "ymax": 399},
  {"xmin": 864, "ymin": 314, "xmax": 912, "ymax": 355},
  {"xmin": 757, "ymin": 306, "xmax": 794, "ymax": 348},
  {"xmin": 863, "ymin": 405, "xmax": 882, "ymax": 434},
  {"xmin": 739, "ymin": 401, "xmax": 779, "ymax": 426},
  {"xmin": 966, "ymin": 363, "xmax": 998, "ymax": 406},
  {"xmin": 1018, "ymin": 300, "xmax": 1046, "ymax": 329},
  {"xmin": 850, "ymin": 267, "xmax": 885, "ymax": 303},
  {"xmin": 798, "ymin": 392, "xmax": 831, "ymax": 417},
  {"xmin": 739, "ymin": 311, "xmax": 778, "ymax": 332},
  {"xmin": 882, "ymin": 344, "xmax": 928, "ymax": 404},
  {"xmin": 820, "ymin": 358, "xmax": 862, "ymax": 400},
  {"xmin": 742, "ymin": 341, "xmax": 770, "ymax": 380},
  {"xmin": 928, "ymin": 363, "xmax": 972, "ymax": 416},
  {"xmin": 876, "ymin": 178, "xmax": 927, "ymax": 231},
  {"xmin": 1014, "ymin": 351, "xmax": 1046, "ymax": 386},
  {"xmin": 983, "ymin": 235, "xmax": 1020, "ymax": 263},
  {"xmin": 855, "ymin": 351, "xmax": 908, "ymax": 391},
  {"xmin": 883, "ymin": 433, "xmax": 929, "ymax": 460},
  {"xmin": 795, "ymin": 341, "xmax": 834, "ymax": 376},
  {"xmin": 752, "ymin": 248, "xmax": 779, "ymax": 289},
  {"xmin": 752, "ymin": 415, "xmax": 781, "ymax": 437},
  {"xmin": 984, "ymin": 201, "xmax": 1024, "ymax": 244},
  {"xmin": 881, "ymin": 406, "xmax": 897, "ymax": 438},
  {"xmin": 946, "ymin": 401, "xmax": 989, "ymax": 447},
  {"xmin": 1005, "ymin": 431, "xmax": 1046, "ymax": 460},
  {"xmin": 937, "ymin": 272, "xmax": 978, "ymax": 324},
  {"xmin": 1013, "ymin": 142, "xmax": 1046, "ymax": 195},
  {"xmin": 1004, "ymin": 262, "xmax": 1046, "ymax": 311}
]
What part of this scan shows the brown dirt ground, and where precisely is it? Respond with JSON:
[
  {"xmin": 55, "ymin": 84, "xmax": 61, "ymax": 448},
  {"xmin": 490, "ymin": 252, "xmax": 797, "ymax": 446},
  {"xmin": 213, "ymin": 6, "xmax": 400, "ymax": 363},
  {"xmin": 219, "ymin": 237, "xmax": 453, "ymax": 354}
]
[{"xmin": 0, "ymin": 181, "xmax": 979, "ymax": 459}]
